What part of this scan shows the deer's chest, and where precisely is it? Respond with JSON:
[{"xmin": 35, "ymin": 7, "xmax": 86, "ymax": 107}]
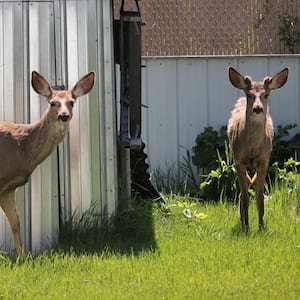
[
  {"xmin": 54, "ymin": 123, "xmax": 69, "ymax": 143},
  {"xmin": 238, "ymin": 135, "xmax": 272, "ymax": 168}
]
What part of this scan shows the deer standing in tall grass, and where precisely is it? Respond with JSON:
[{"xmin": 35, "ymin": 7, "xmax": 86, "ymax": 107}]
[
  {"xmin": 227, "ymin": 67, "xmax": 289, "ymax": 230},
  {"xmin": 0, "ymin": 71, "xmax": 95, "ymax": 254}
]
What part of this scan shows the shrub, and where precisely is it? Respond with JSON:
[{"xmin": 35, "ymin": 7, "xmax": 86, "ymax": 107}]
[
  {"xmin": 200, "ymin": 141, "xmax": 238, "ymax": 202},
  {"xmin": 270, "ymin": 123, "xmax": 298, "ymax": 167},
  {"xmin": 271, "ymin": 157, "xmax": 300, "ymax": 188},
  {"xmin": 192, "ymin": 126, "xmax": 227, "ymax": 172},
  {"xmin": 154, "ymin": 124, "xmax": 300, "ymax": 201},
  {"xmin": 192, "ymin": 124, "xmax": 299, "ymax": 174},
  {"xmin": 191, "ymin": 124, "xmax": 300, "ymax": 201}
]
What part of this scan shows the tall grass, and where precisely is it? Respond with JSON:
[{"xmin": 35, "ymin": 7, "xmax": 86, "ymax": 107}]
[{"xmin": 0, "ymin": 182, "xmax": 299, "ymax": 299}]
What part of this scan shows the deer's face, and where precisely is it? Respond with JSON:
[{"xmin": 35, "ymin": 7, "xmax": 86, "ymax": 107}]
[
  {"xmin": 245, "ymin": 82, "xmax": 269, "ymax": 117},
  {"xmin": 48, "ymin": 91, "xmax": 75, "ymax": 124},
  {"xmin": 228, "ymin": 66, "xmax": 289, "ymax": 119},
  {"xmin": 31, "ymin": 70, "xmax": 95, "ymax": 125}
]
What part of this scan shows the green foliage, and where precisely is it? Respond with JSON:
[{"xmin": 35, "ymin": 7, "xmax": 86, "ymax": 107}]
[
  {"xmin": 58, "ymin": 207, "xmax": 103, "ymax": 250},
  {"xmin": 191, "ymin": 126, "xmax": 241, "ymax": 201},
  {"xmin": 200, "ymin": 141, "xmax": 238, "ymax": 202},
  {"xmin": 271, "ymin": 158, "xmax": 300, "ymax": 188},
  {"xmin": 153, "ymin": 164, "xmax": 185, "ymax": 195},
  {"xmin": 270, "ymin": 123, "xmax": 298, "ymax": 167},
  {"xmin": 154, "ymin": 124, "xmax": 300, "ymax": 201},
  {"xmin": 161, "ymin": 197, "xmax": 208, "ymax": 221},
  {"xmin": 279, "ymin": 15, "xmax": 300, "ymax": 54},
  {"xmin": 193, "ymin": 124, "xmax": 299, "ymax": 173},
  {"xmin": 0, "ymin": 193, "xmax": 299, "ymax": 299},
  {"xmin": 192, "ymin": 126, "xmax": 227, "ymax": 171},
  {"xmin": 189, "ymin": 124, "xmax": 300, "ymax": 201},
  {"xmin": 179, "ymin": 146, "xmax": 202, "ymax": 197},
  {"xmin": 180, "ymin": 146, "xmax": 198, "ymax": 189},
  {"xmin": 57, "ymin": 200, "xmax": 156, "ymax": 255}
]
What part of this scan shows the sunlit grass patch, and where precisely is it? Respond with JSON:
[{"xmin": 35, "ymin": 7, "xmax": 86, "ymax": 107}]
[{"xmin": 0, "ymin": 181, "xmax": 299, "ymax": 299}]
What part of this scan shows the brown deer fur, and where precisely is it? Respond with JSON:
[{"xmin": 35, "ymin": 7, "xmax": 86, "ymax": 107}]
[
  {"xmin": 227, "ymin": 67, "xmax": 289, "ymax": 230},
  {"xmin": 0, "ymin": 71, "xmax": 95, "ymax": 254}
]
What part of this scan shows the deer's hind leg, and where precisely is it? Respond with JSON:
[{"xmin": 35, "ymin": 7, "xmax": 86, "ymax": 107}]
[{"xmin": 0, "ymin": 190, "xmax": 22, "ymax": 255}]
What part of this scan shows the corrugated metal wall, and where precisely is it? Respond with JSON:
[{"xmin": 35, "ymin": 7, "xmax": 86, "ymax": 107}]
[
  {"xmin": 65, "ymin": 0, "xmax": 117, "ymax": 225},
  {"xmin": 0, "ymin": 0, "xmax": 117, "ymax": 253},
  {"xmin": 0, "ymin": 0, "xmax": 29, "ymax": 252},
  {"xmin": 141, "ymin": 55, "xmax": 300, "ymax": 176}
]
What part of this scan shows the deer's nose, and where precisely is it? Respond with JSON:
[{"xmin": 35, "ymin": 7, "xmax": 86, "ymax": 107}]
[
  {"xmin": 253, "ymin": 106, "xmax": 264, "ymax": 114},
  {"xmin": 58, "ymin": 113, "xmax": 70, "ymax": 122}
]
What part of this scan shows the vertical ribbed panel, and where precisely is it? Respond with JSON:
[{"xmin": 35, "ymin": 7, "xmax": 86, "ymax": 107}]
[{"xmin": 0, "ymin": 0, "xmax": 118, "ymax": 254}]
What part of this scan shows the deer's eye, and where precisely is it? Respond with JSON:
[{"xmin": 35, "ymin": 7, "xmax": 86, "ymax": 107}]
[
  {"xmin": 263, "ymin": 94, "xmax": 269, "ymax": 99},
  {"xmin": 50, "ymin": 101, "xmax": 61, "ymax": 107},
  {"xmin": 69, "ymin": 101, "xmax": 74, "ymax": 107}
]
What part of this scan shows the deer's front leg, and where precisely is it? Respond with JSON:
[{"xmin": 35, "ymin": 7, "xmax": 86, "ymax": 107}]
[
  {"xmin": 255, "ymin": 164, "xmax": 269, "ymax": 229},
  {"xmin": 235, "ymin": 163, "xmax": 250, "ymax": 231},
  {"xmin": 0, "ymin": 190, "xmax": 23, "ymax": 255}
]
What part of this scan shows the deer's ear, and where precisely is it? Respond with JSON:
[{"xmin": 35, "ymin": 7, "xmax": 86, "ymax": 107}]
[
  {"xmin": 228, "ymin": 67, "xmax": 251, "ymax": 90},
  {"xmin": 264, "ymin": 68, "xmax": 289, "ymax": 90},
  {"xmin": 71, "ymin": 71, "xmax": 95, "ymax": 98},
  {"xmin": 31, "ymin": 71, "xmax": 52, "ymax": 98}
]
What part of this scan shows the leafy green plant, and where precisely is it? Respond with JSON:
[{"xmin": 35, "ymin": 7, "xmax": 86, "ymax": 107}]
[
  {"xmin": 154, "ymin": 124, "xmax": 300, "ymax": 199},
  {"xmin": 270, "ymin": 123, "xmax": 298, "ymax": 167},
  {"xmin": 192, "ymin": 126, "xmax": 227, "ymax": 172},
  {"xmin": 200, "ymin": 141, "xmax": 238, "ymax": 202},
  {"xmin": 161, "ymin": 197, "xmax": 208, "ymax": 221},
  {"xmin": 271, "ymin": 157, "xmax": 300, "ymax": 188}
]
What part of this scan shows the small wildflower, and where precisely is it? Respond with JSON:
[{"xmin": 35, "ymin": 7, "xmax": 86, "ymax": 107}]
[
  {"xmin": 183, "ymin": 208, "xmax": 192, "ymax": 218},
  {"xmin": 194, "ymin": 212, "xmax": 208, "ymax": 219},
  {"xmin": 177, "ymin": 201, "xmax": 188, "ymax": 208}
]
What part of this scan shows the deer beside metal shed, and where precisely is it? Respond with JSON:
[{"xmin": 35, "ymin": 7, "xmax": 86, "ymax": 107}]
[
  {"xmin": 0, "ymin": 71, "xmax": 95, "ymax": 254},
  {"xmin": 227, "ymin": 67, "xmax": 289, "ymax": 230}
]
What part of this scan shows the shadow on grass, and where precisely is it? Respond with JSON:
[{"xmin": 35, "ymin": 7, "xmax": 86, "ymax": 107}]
[
  {"xmin": 230, "ymin": 220, "xmax": 275, "ymax": 238},
  {"xmin": 55, "ymin": 199, "xmax": 157, "ymax": 256}
]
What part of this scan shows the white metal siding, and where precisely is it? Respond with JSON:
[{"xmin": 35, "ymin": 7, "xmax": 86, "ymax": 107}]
[
  {"xmin": 142, "ymin": 56, "xmax": 300, "ymax": 176},
  {"xmin": 66, "ymin": 0, "xmax": 118, "ymax": 220},
  {"xmin": 0, "ymin": 0, "xmax": 117, "ymax": 253},
  {"xmin": 28, "ymin": 0, "xmax": 58, "ymax": 254}
]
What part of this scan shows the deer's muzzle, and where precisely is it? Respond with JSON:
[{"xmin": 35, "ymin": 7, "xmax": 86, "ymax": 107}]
[
  {"xmin": 58, "ymin": 113, "xmax": 70, "ymax": 122},
  {"xmin": 253, "ymin": 106, "xmax": 264, "ymax": 114}
]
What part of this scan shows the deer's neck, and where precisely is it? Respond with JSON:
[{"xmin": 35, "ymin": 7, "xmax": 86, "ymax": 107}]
[
  {"xmin": 245, "ymin": 110, "xmax": 273, "ymax": 144},
  {"xmin": 23, "ymin": 108, "xmax": 69, "ymax": 170},
  {"xmin": 246, "ymin": 112, "xmax": 267, "ymax": 131}
]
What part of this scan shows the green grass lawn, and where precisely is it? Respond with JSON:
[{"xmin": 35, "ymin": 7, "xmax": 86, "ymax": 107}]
[{"xmin": 0, "ymin": 186, "xmax": 299, "ymax": 299}]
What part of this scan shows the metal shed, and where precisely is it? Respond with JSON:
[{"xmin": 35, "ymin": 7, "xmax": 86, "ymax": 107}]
[{"xmin": 0, "ymin": 0, "xmax": 118, "ymax": 253}]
